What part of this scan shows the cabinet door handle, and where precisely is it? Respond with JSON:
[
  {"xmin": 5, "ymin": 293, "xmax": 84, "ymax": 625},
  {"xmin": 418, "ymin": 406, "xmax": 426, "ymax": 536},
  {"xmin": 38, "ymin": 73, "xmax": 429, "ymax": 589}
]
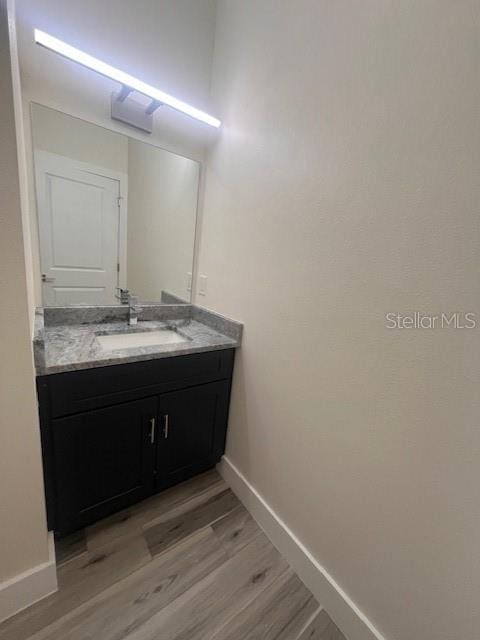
[
  {"xmin": 149, "ymin": 418, "xmax": 155, "ymax": 444},
  {"xmin": 163, "ymin": 414, "xmax": 169, "ymax": 439}
]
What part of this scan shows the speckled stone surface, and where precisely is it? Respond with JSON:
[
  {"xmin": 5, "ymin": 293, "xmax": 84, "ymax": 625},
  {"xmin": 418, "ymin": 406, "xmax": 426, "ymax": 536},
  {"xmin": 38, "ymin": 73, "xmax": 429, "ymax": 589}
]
[
  {"xmin": 35, "ymin": 306, "xmax": 242, "ymax": 376},
  {"xmin": 192, "ymin": 305, "xmax": 243, "ymax": 341},
  {"xmin": 139, "ymin": 304, "xmax": 191, "ymax": 321},
  {"xmin": 43, "ymin": 304, "xmax": 191, "ymax": 326},
  {"xmin": 160, "ymin": 290, "xmax": 190, "ymax": 304},
  {"xmin": 33, "ymin": 309, "xmax": 46, "ymax": 372}
]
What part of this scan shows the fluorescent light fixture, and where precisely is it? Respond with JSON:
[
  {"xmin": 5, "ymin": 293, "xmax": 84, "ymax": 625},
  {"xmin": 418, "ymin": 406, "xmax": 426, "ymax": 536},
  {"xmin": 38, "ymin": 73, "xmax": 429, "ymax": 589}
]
[{"xmin": 34, "ymin": 29, "xmax": 221, "ymax": 128}]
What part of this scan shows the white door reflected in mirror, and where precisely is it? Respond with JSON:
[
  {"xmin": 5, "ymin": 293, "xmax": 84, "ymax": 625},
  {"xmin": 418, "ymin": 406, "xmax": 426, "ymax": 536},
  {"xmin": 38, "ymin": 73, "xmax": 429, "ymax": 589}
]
[{"xmin": 36, "ymin": 151, "xmax": 120, "ymax": 306}]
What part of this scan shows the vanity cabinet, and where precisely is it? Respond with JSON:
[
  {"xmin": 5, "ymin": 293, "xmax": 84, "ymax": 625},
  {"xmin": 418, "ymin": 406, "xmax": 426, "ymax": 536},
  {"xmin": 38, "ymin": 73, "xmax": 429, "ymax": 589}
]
[
  {"xmin": 52, "ymin": 398, "xmax": 157, "ymax": 535},
  {"xmin": 37, "ymin": 349, "xmax": 235, "ymax": 536},
  {"xmin": 156, "ymin": 381, "xmax": 230, "ymax": 490}
]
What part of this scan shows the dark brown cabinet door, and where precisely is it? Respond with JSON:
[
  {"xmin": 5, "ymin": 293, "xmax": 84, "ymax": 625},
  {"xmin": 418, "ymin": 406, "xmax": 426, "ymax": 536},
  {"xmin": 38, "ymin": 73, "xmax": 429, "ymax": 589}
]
[
  {"xmin": 156, "ymin": 381, "xmax": 231, "ymax": 489},
  {"xmin": 52, "ymin": 397, "xmax": 157, "ymax": 535}
]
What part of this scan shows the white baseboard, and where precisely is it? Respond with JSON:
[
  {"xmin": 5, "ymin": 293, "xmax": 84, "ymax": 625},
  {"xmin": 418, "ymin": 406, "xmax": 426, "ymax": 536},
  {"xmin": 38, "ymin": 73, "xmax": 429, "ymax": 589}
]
[
  {"xmin": 217, "ymin": 456, "xmax": 386, "ymax": 640},
  {"xmin": 0, "ymin": 532, "xmax": 58, "ymax": 623}
]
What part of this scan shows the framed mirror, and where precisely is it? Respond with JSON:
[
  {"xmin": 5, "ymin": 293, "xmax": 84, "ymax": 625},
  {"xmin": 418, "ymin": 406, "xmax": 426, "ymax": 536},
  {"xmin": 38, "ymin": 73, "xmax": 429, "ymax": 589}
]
[{"xmin": 30, "ymin": 103, "xmax": 199, "ymax": 306}]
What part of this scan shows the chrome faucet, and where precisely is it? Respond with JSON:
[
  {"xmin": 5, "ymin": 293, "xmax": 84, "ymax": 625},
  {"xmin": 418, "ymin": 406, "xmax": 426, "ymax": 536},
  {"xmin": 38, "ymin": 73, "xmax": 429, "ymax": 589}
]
[
  {"xmin": 116, "ymin": 288, "xmax": 139, "ymax": 325},
  {"xmin": 128, "ymin": 294, "xmax": 139, "ymax": 326}
]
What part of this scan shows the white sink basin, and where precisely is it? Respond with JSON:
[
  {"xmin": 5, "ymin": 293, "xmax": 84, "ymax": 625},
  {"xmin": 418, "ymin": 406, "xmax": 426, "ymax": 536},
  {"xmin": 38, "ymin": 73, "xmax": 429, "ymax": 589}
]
[{"xmin": 97, "ymin": 330, "xmax": 187, "ymax": 350}]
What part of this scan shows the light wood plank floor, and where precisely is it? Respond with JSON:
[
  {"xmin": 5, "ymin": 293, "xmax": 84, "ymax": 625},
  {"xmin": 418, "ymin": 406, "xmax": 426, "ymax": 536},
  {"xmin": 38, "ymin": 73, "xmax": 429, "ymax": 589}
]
[{"xmin": 0, "ymin": 470, "xmax": 347, "ymax": 640}]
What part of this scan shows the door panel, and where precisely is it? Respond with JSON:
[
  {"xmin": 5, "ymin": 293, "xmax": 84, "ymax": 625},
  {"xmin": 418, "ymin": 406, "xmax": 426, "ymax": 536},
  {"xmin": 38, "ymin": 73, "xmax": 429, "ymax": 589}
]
[
  {"xmin": 35, "ymin": 151, "xmax": 121, "ymax": 306},
  {"xmin": 50, "ymin": 175, "xmax": 106, "ymax": 268},
  {"xmin": 52, "ymin": 397, "xmax": 157, "ymax": 535},
  {"xmin": 48, "ymin": 286, "xmax": 106, "ymax": 306},
  {"xmin": 157, "ymin": 381, "xmax": 230, "ymax": 489}
]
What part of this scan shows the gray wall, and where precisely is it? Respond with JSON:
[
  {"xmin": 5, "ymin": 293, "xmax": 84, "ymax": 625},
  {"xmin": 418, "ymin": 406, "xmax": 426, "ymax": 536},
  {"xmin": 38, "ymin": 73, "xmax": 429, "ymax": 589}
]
[
  {"xmin": 0, "ymin": 0, "xmax": 49, "ymax": 585},
  {"xmin": 127, "ymin": 138, "xmax": 199, "ymax": 302},
  {"xmin": 196, "ymin": 2, "xmax": 480, "ymax": 639}
]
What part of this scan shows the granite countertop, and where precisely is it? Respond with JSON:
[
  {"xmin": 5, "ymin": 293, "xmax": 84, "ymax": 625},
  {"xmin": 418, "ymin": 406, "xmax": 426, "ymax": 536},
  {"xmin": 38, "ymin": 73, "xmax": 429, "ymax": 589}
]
[{"xmin": 34, "ymin": 304, "xmax": 242, "ymax": 376}]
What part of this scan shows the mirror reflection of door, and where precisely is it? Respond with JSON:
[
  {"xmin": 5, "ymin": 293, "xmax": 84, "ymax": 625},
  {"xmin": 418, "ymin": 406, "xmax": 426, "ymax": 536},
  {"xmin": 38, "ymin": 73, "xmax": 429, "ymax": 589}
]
[
  {"xmin": 31, "ymin": 103, "xmax": 200, "ymax": 307},
  {"xmin": 35, "ymin": 151, "xmax": 124, "ymax": 306}
]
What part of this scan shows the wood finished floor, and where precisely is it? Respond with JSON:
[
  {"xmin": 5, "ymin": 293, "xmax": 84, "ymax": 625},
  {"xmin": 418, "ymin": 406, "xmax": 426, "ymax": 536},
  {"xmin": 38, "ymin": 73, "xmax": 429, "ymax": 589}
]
[{"xmin": 0, "ymin": 470, "xmax": 346, "ymax": 640}]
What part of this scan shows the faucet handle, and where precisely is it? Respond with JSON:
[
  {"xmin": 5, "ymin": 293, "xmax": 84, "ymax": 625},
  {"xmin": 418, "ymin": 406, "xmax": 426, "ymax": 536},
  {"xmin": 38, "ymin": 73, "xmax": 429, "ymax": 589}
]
[{"xmin": 115, "ymin": 287, "xmax": 130, "ymax": 304}]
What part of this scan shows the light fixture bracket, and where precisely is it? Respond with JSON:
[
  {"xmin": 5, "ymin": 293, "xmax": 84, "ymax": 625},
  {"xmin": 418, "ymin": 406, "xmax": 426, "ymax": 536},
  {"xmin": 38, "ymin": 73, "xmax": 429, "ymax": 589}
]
[
  {"xmin": 34, "ymin": 29, "xmax": 221, "ymax": 128},
  {"xmin": 111, "ymin": 88, "xmax": 164, "ymax": 133},
  {"xmin": 116, "ymin": 85, "xmax": 133, "ymax": 102}
]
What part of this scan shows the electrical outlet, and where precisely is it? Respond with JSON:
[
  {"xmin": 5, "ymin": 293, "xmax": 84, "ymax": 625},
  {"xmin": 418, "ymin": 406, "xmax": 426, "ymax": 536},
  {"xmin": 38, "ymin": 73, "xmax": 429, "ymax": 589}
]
[
  {"xmin": 198, "ymin": 274, "xmax": 208, "ymax": 296},
  {"xmin": 186, "ymin": 272, "xmax": 192, "ymax": 292}
]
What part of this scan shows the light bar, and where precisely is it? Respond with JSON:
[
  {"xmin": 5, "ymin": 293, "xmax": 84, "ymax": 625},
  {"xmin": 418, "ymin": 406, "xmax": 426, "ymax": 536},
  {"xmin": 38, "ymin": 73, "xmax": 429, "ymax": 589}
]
[{"xmin": 34, "ymin": 29, "xmax": 221, "ymax": 128}]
